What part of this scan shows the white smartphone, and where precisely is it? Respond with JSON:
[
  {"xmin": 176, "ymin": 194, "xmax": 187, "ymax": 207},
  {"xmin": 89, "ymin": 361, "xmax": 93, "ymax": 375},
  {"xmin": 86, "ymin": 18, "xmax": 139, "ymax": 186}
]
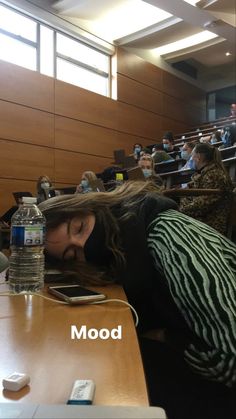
[{"xmin": 48, "ymin": 285, "xmax": 106, "ymax": 304}]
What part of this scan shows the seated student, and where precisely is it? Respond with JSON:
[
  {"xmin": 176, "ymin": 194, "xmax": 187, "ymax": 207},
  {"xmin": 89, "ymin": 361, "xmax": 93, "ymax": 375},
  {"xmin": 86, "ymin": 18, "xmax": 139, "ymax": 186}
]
[
  {"xmin": 230, "ymin": 103, "xmax": 236, "ymax": 118},
  {"xmin": 152, "ymin": 144, "xmax": 174, "ymax": 164},
  {"xmin": 221, "ymin": 125, "xmax": 236, "ymax": 148},
  {"xmin": 180, "ymin": 141, "xmax": 195, "ymax": 170},
  {"xmin": 0, "ymin": 205, "xmax": 18, "ymax": 226},
  {"xmin": 210, "ymin": 130, "xmax": 222, "ymax": 144},
  {"xmin": 0, "ymin": 194, "xmax": 26, "ymax": 226},
  {"xmin": 39, "ymin": 182, "xmax": 236, "ymax": 419},
  {"xmin": 138, "ymin": 154, "xmax": 163, "ymax": 187},
  {"xmin": 37, "ymin": 175, "xmax": 53, "ymax": 203},
  {"xmin": 132, "ymin": 143, "xmax": 143, "ymax": 162},
  {"xmin": 179, "ymin": 143, "xmax": 233, "ymax": 235},
  {"xmin": 76, "ymin": 171, "xmax": 98, "ymax": 194},
  {"xmin": 162, "ymin": 131, "xmax": 180, "ymax": 159}
]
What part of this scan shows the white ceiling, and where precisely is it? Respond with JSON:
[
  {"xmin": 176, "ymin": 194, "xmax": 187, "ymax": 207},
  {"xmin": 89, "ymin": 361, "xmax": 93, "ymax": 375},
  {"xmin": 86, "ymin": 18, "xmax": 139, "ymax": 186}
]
[{"xmin": 20, "ymin": 0, "xmax": 236, "ymax": 90}]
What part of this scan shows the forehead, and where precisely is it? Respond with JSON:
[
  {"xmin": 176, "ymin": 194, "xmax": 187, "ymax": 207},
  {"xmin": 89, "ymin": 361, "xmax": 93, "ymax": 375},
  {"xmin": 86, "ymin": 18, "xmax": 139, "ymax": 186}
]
[{"xmin": 139, "ymin": 158, "xmax": 152, "ymax": 165}]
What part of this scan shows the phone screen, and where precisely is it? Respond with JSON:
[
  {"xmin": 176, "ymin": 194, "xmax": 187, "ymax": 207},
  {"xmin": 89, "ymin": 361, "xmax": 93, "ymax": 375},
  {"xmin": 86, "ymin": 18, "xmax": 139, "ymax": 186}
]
[{"xmin": 51, "ymin": 286, "xmax": 101, "ymax": 298}]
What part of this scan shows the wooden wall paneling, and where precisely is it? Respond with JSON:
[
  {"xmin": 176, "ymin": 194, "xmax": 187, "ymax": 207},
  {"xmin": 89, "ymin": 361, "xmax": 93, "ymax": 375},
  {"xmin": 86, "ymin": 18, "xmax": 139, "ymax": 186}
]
[
  {"xmin": 161, "ymin": 116, "xmax": 190, "ymax": 137},
  {"xmin": 0, "ymin": 60, "xmax": 54, "ymax": 112},
  {"xmin": 117, "ymin": 74, "xmax": 163, "ymax": 115},
  {"xmin": 117, "ymin": 48, "xmax": 163, "ymax": 91},
  {"xmin": 0, "ymin": 101, "xmax": 54, "ymax": 147},
  {"xmin": 0, "ymin": 178, "xmax": 37, "ymax": 215},
  {"xmin": 55, "ymin": 116, "xmax": 118, "ymax": 158},
  {"xmin": 163, "ymin": 94, "xmax": 189, "ymax": 124},
  {"xmin": 55, "ymin": 80, "xmax": 118, "ymax": 130},
  {"xmin": 0, "ymin": 140, "xmax": 55, "ymax": 180},
  {"xmin": 162, "ymin": 70, "xmax": 206, "ymax": 119},
  {"xmin": 117, "ymin": 102, "xmax": 161, "ymax": 140},
  {"xmin": 115, "ymin": 132, "xmax": 158, "ymax": 155},
  {"xmin": 55, "ymin": 150, "xmax": 112, "ymax": 183}
]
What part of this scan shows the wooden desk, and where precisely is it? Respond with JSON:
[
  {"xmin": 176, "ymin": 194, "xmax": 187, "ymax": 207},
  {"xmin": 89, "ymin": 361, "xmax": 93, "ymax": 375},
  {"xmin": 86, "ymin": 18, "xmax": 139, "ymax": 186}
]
[{"xmin": 0, "ymin": 285, "xmax": 148, "ymax": 406}]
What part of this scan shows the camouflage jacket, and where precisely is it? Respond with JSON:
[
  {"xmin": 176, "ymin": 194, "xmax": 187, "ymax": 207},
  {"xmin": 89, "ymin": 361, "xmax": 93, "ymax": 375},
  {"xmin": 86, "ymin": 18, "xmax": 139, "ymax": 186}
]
[{"xmin": 179, "ymin": 163, "xmax": 233, "ymax": 235}]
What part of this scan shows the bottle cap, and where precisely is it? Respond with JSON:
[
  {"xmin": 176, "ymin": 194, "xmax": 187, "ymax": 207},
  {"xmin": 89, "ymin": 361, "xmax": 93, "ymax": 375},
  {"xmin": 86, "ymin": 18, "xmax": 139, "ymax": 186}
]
[
  {"xmin": 116, "ymin": 173, "xmax": 124, "ymax": 181},
  {"xmin": 22, "ymin": 197, "xmax": 37, "ymax": 204}
]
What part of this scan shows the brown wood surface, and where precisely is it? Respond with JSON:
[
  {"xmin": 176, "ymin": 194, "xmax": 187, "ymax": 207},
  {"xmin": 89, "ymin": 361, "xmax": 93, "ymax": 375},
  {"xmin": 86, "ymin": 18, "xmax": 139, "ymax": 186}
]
[
  {"xmin": 0, "ymin": 284, "xmax": 148, "ymax": 406},
  {"xmin": 0, "ymin": 140, "xmax": 54, "ymax": 180},
  {"xmin": 55, "ymin": 116, "xmax": 116, "ymax": 158},
  {"xmin": 117, "ymin": 48, "xmax": 163, "ymax": 91},
  {"xmin": 0, "ymin": 59, "xmax": 54, "ymax": 112},
  {"xmin": 0, "ymin": 101, "xmax": 54, "ymax": 147},
  {"xmin": 117, "ymin": 74, "xmax": 163, "ymax": 115},
  {"xmin": 55, "ymin": 80, "xmax": 118, "ymax": 130},
  {"xmin": 54, "ymin": 150, "xmax": 111, "ymax": 183}
]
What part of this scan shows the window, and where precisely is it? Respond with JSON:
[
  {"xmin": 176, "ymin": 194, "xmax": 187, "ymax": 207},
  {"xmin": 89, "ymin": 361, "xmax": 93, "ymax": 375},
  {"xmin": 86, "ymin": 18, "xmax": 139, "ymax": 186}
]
[
  {"xmin": 0, "ymin": 3, "xmax": 110, "ymax": 97},
  {"xmin": 56, "ymin": 33, "xmax": 109, "ymax": 95}
]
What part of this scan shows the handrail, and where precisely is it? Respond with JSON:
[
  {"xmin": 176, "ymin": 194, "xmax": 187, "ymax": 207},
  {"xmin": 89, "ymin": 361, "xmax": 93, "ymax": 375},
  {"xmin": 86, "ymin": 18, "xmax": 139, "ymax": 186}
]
[{"xmin": 163, "ymin": 188, "xmax": 226, "ymax": 197}]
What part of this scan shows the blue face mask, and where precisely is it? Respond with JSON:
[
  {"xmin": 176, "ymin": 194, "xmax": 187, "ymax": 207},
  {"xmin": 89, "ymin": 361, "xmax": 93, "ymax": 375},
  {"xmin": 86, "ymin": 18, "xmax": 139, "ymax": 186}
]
[
  {"xmin": 163, "ymin": 143, "xmax": 170, "ymax": 151},
  {"xmin": 134, "ymin": 146, "xmax": 141, "ymax": 154},
  {"xmin": 142, "ymin": 169, "xmax": 152, "ymax": 178},
  {"xmin": 181, "ymin": 150, "xmax": 190, "ymax": 160},
  {"xmin": 189, "ymin": 158, "xmax": 197, "ymax": 171},
  {"xmin": 81, "ymin": 179, "xmax": 89, "ymax": 189}
]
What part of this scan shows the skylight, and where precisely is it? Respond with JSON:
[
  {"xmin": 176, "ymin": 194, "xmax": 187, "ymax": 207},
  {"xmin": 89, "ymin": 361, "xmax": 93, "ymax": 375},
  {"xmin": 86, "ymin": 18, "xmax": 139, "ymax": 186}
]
[
  {"xmin": 183, "ymin": 0, "xmax": 201, "ymax": 5},
  {"xmin": 87, "ymin": 0, "xmax": 172, "ymax": 41},
  {"xmin": 152, "ymin": 30, "xmax": 218, "ymax": 56}
]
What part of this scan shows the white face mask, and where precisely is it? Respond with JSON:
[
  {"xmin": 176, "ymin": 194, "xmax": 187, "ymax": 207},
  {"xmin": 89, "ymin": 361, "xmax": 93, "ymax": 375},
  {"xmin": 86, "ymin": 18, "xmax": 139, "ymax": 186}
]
[
  {"xmin": 42, "ymin": 182, "xmax": 50, "ymax": 188},
  {"xmin": 81, "ymin": 179, "xmax": 89, "ymax": 189},
  {"xmin": 142, "ymin": 169, "xmax": 152, "ymax": 178}
]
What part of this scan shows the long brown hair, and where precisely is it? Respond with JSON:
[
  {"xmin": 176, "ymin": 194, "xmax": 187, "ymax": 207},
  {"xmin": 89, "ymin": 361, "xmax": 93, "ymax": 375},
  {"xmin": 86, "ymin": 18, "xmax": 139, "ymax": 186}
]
[{"xmin": 39, "ymin": 181, "xmax": 161, "ymax": 284}]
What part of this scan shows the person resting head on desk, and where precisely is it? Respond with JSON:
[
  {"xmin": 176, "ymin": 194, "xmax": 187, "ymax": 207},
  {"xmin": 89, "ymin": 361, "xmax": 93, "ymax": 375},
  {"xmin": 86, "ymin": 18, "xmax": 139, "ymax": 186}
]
[{"xmin": 39, "ymin": 181, "xmax": 236, "ymax": 389}]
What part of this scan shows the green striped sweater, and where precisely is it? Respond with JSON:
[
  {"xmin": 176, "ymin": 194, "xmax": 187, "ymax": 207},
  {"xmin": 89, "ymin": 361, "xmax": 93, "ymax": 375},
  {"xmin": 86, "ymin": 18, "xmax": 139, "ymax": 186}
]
[{"xmin": 147, "ymin": 209, "xmax": 236, "ymax": 387}]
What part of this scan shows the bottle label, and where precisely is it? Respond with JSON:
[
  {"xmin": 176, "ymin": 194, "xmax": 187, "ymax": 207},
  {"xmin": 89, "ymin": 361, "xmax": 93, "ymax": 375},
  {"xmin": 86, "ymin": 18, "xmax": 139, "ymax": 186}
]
[{"xmin": 11, "ymin": 225, "xmax": 45, "ymax": 246}]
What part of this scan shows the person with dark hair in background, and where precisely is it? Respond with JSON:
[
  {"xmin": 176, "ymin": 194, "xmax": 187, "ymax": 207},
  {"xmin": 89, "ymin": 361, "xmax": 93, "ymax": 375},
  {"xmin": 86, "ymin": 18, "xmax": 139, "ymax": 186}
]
[
  {"xmin": 180, "ymin": 143, "xmax": 233, "ymax": 235},
  {"xmin": 39, "ymin": 181, "xmax": 236, "ymax": 419},
  {"xmin": 152, "ymin": 143, "xmax": 174, "ymax": 164},
  {"xmin": 162, "ymin": 132, "xmax": 179, "ymax": 159},
  {"xmin": 221, "ymin": 125, "xmax": 236, "ymax": 148},
  {"xmin": 133, "ymin": 143, "xmax": 143, "ymax": 162}
]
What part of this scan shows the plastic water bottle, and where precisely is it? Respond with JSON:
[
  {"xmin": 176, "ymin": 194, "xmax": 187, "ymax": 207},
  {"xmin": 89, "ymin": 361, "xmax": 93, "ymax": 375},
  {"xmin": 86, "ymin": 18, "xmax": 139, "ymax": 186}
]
[{"xmin": 9, "ymin": 197, "xmax": 46, "ymax": 293}]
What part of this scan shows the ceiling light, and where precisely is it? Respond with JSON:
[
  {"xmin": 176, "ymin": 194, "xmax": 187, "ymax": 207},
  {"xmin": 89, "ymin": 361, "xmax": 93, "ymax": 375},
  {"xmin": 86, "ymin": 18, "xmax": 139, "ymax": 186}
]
[
  {"xmin": 183, "ymin": 0, "xmax": 201, "ymax": 5},
  {"xmin": 89, "ymin": 0, "xmax": 172, "ymax": 41},
  {"xmin": 226, "ymin": 52, "xmax": 232, "ymax": 56},
  {"xmin": 152, "ymin": 31, "xmax": 218, "ymax": 56}
]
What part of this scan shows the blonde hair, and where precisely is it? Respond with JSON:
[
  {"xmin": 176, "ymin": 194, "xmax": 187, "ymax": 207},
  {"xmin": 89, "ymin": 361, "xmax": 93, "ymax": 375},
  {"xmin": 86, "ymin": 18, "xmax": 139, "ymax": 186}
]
[
  {"xmin": 82, "ymin": 171, "xmax": 97, "ymax": 183},
  {"xmin": 138, "ymin": 154, "xmax": 154, "ymax": 169}
]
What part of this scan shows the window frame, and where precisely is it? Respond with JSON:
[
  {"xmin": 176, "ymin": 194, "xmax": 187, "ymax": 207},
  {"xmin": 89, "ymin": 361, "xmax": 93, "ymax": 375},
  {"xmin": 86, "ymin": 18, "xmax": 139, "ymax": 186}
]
[{"xmin": 0, "ymin": 2, "xmax": 111, "ymax": 97}]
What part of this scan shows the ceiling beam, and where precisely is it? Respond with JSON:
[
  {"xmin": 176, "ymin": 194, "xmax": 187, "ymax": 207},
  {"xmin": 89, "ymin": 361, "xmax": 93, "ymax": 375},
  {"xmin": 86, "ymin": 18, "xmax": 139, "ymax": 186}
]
[
  {"xmin": 162, "ymin": 36, "xmax": 225, "ymax": 60},
  {"xmin": 115, "ymin": 16, "xmax": 182, "ymax": 45},
  {"xmin": 143, "ymin": 0, "xmax": 236, "ymax": 43}
]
